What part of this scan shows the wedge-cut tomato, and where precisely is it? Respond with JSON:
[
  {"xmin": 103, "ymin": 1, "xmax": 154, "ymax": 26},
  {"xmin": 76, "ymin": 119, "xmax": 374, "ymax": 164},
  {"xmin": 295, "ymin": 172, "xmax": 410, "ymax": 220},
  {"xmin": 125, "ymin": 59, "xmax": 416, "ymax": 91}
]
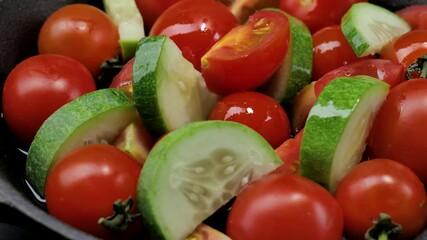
[
  {"xmin": 396, "ymin": 5, "xmax": 427, "ymax": 30},
  {"xmin": 314, "ymin": 59, "xmax": 405, "ymax": 97},
  {"xmin": 201, "ymin": 10, "xmax": 290, "ymax": 95},
  {"xmin": 380, "ymin": 30, "xmax": 427, "ymax": 69}
]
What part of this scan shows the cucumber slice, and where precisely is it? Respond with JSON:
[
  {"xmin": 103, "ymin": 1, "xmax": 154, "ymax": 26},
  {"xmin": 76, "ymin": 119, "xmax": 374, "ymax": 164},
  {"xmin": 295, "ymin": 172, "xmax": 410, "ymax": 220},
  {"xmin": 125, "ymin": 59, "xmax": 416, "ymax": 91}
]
[
  {"xmin": 132, "ymin": 35, "xmax": 218, "ymax": 137},
  {"xmin": 299, "ymin": 76, "xmax": 389, "ymax": 192},
  {"xmin": 260, "ymin": 10, "xmax": 313, "ymax": 106},
  {"xmin": 26, "ymin": 88, "xmax": 139, "ymax": 196},
  {"xmin": 103, "ymin": 0, "xmax": 145, "ymax": 62},
  {"xmin": 137, "ymin": 121, "xmax": 282, "ymax": 240},
  {"xmin": 341, "ymin": 2, "xmax": 410, "ymax": 57}
]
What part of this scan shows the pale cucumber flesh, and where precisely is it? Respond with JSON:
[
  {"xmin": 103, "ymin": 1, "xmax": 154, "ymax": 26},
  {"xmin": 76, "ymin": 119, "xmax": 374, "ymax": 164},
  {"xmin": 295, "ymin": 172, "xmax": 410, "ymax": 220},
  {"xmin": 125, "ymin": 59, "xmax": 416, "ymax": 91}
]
[
  {"xmin": 342, "ymin": 2, "xmax": 410, "ymax": 57},
  {"xmin": 26, "ymin": 89, "xmax": 138, "ymax": 196},
  {"xmin": 138, "ymin": 121, "xmax": 281, "ymax": 240}
]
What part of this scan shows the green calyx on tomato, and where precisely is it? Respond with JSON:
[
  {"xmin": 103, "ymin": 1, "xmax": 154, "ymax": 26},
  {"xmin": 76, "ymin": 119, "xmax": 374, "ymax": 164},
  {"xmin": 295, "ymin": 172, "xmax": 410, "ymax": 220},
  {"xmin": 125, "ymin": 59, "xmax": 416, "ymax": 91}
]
[
  {"xmin": 364, "ymin": 213, "xmax": 402, "ymax": 240},
  {"xmin": 406, "ymin": 54, "xmax": 427, "ymax": 79},
  {"xmin": 98, "ymin": 197, "xmax": 140, "ymax": 233}
]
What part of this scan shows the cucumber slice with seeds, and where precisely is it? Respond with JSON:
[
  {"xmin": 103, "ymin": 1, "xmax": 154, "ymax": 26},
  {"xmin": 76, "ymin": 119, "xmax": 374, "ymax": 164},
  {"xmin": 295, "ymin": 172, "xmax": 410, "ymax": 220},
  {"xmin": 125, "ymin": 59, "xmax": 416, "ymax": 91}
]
[
  {"xmin": 137, "ymin": 121, "xmax": 282, "ymax": 240},
  {"xmin": 132, "ymin": 35, "xmax": 218, "ymax": 137},
  {"xmin": 300, "ymin": 76, "xmax": 389, "ymax": 192},
  {"xmin": 26, "ymin": 88, "xmax": 139, "ymax": 196},
  {"xmin": 341, "ymin": 2, "xmax": 410, "ymax": 57}
]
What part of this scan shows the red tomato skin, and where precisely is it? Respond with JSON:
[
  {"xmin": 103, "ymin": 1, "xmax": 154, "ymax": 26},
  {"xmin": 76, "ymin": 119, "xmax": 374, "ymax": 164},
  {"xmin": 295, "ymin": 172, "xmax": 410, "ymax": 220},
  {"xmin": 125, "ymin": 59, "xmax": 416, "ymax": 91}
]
[
  {"xmin": 2, "ymin": 54, "xmax": 96, "ymax": 145},
  {"xmin": 335, "ymin": 159, "xmax": 427, "ymax": 240},
  {"xmin": 380, "ymin": 29, "xmax": 427, "ymax": 69},
  {"xmin": 314, "ymin": 59, "xmax": 405, "ymax": 97},
  {"xmin": 150, "ymin": 0, "xmax": 237, "ymax": 71},
  {"xmin": 45, "ymin": 144, "xmax": 141, "ymax": 239},
  {"xmin": 201, "ymin": 10, "xmax": 290, "ymax": 95},
  {"xmin": 396, "ymin": 5, "xmax": 427, "ymax": 30},
  {"xmin": 227, "ymin": 174, "xmax": 343, "ymax": 240},
  {"xmin": 312, "ymin": 25, "xmax": 373, "ymax": 81},
  {"xmin": 272, "ymin": 129, "xmax": 303, "ymax": 175},
  {"xmin": 134, "ymin": 0, "xmax": 182, "ymax": 29},
  {"xmin": 38, "ymin": 4, "xmax": 119, "ymax": 77},
  {"xmin": 109, "ymin": 57, "xmax": 134, "ymax": 90},
  {"xmin": 368, "ymin": 79, "xmax": 427, "ymax": 186},
  {"xmin": 279, "ymin": 0, "xmax": 367, "ymax": 33},
  {"xmin": 209, "ymin": 91, "xmax": 290, "ymax": 149}
]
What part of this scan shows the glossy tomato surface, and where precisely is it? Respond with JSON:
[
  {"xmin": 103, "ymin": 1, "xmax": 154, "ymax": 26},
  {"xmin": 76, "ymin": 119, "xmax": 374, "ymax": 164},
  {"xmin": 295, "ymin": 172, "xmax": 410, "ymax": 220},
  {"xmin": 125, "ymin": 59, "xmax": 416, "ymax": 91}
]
[
  {"xmin": 45, "ymin": 144, "xmax": 142, "ymax": 240},
  {"xmin": 2, "ymin": 54, "xmax": 96, "ymax": 146},
  {"xmin": 380, "ymin": 29, "xmax": 427, "ymax": 69},
  {"xmin": 312, "ymin": 25, "xmax": 373, "ymax": 81},
  {"xmin": 209, "ymin": 91, "xmax": 290, "ymax": 148},
  {"xmin": 38, "ymin": 4, "xmax": 119, "ymax": 77},
  {"xmin": 135, "ymin": 0, "xmax": 182, "ymax": 30},
  {"xmin": 396, "ymin": 5, "xmax": 427, "ymax": 30},
  {"xmin": 279, "ymin": 0, "xmax": 367, "ymax": 33},
  {"xmin": 201, "ymin": 10, "xmax": 290, "ymax": 95},
  {"xmin": 314, "ymin": 59, "xmax": 405, "ymax": 96},
  {"xmin": 335, "ymin": 159, "xmax": 427, "ymax": 240},
  {"xmin": 150, "ymin": 0, "xmax": 237, "ymax": 71},
  {"xmin": 226, "ymin": 173, "xmax": 344, "ymax": 240},
  {"xmin": 368, "ymin": 79, "xmax": 427, "ymax": 186}
]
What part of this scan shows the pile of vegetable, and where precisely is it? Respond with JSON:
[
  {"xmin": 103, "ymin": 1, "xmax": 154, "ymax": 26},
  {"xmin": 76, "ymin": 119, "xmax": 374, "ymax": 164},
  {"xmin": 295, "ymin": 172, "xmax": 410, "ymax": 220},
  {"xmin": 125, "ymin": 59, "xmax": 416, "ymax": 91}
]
[{"xmin": 2, "ymin": 0, "xmax": 427, "ymax": 239}]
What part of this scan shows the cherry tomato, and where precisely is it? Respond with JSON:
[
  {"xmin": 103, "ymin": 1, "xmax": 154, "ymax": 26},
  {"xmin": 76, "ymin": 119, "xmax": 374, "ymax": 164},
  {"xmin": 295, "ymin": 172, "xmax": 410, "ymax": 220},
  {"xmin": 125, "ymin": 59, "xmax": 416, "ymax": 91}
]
[
  {"xmin": 271, "ymin": 129, "xmax": 303, "ymax": 175},
  {"xmin": 201, "ymin": 10, "xmax": 290, "ymax": 95},
  {"xmin": 368, "ymin": 78, "xmax": 427, "ymax": 186},
  {"xmin": 312, "ymin": 25, "xmax": 373, "ymax": 81},
  {"xmin": 335, "ymin": 159, "xmax": 427, "ymax": 240},
  {"xmin": 314, "ymin": 59, "xmax": 405, "ymax": 97},
  {"xmin": 278, "ymin": 0, "xmax": 367, "ymax": 33},
  {"xmin": 150, "ymin": 0, "xmax": 237, "ymax": 71},
  {"xmin": 45, "ymin": 144, "xmax": 142, "ymax": 240},
  {"xmin": 396, "ymin": 5, "xmax": 427, "ymax": 30},
  {"xmin": 38, "ymin": 4, "xmax": 119, "ymax": 77},
  {"xmin": 134, "ymin": 0, "xmax": 182, "ymax": 30},
  {"xmin": 227, "ymin": 173, "xmax": 343, "ymax": 240},
  {"xmin": 2, "ymin": 54, "xmax": 96, "ymax": 146},
  {"xmin": 109, "ymin": 57, "xmax": 134, "ymax": 92},
  {"xmin": 209, "ymin": 91, "xmax": 290, "ymax": 148},
  {"xmin": 380, "ymin": 29, "xmax": 427, "ymax": 69}
]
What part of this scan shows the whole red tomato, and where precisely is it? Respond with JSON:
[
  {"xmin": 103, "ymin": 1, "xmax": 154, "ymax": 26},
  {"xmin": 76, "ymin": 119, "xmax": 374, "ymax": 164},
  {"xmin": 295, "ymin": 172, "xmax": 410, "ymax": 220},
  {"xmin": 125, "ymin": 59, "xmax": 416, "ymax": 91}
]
[
  {"xmin": 2, "ymin": 54, "xmax": 96, "ymax": 145},
  {"xmin": 109, "ymin": 57, "xmax": 135, "ymax": 92},
  {"xmin": 335, "ymin": 159, "xmax": 427, "ymax": 240},
  {"xmin": 38, "ymin": 4, "xmax": 119, "ymax": 77},
  {"xmin": 279, "ymin": 0, "xmax": 367, "ymax": 33},
  {"xmin": 312, "ymin": 25, "xmax": 373, "ymax": 80},
  {"xmin": 368, "ymin": 78, "xmax": 427, "ymax": 186},
  {"xmin": 209, "ymin": 91, "xmax": 290, "ymax": 148},
  {"xmin": 201, "ymin": 10, "xmax": 290, "ymax": 95},
  {"xmin": 227, "ymin": 173, "xmax": 344, "ymax": 240},
  {"xmin": 45, "ymin": 144, "xmax": 142, "ymax": 240},
  {"xmin": 380, "ymin": 29, "xmax": 427, "ymax": 70},
  {"xmin": 150, "ymin": 0, "xmax": 237, "ymax": 71},
  {"xmin": 271, "ymin": 129, "xmax": 303, "ymax": 175},
  {"xmin": 314, "ymin": 59, "xmax": 405, "ymax": 97},
  {"xmin": 134, "ymin": 0, "xmax": 182, "ymax": 30},
  {"xmin": 396, "ymin": 5, "xmax": 427, "ymax": 30}
]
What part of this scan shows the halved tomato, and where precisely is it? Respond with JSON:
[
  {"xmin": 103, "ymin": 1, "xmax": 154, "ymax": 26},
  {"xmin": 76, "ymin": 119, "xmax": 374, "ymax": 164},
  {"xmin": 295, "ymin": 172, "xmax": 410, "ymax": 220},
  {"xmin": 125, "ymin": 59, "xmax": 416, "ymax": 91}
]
[{"xmin": 201, "ymin": 9, "xmax": 290, "ymax": 95}]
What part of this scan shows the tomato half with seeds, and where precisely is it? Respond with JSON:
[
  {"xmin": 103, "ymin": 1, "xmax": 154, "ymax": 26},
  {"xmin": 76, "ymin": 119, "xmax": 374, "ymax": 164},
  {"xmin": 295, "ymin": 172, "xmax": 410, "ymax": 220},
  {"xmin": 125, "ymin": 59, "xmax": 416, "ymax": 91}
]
[
  {"xmin": 201, "ymin": 9, "xmax": 290, "ymax": 95},
  {"xmin": 335, "ymin": 159, "xmax": 427, "ymax": 240},
  {"xmin": 45, "ymin": 144, "xmax": 142, "ymax": 240},
  {"xmin": 150, "ymin": 0, "xmax": 237, "ymax": 71},
  {"xmin": 209, "ymin": 91, "xmax": 290, "ymax": 148}
]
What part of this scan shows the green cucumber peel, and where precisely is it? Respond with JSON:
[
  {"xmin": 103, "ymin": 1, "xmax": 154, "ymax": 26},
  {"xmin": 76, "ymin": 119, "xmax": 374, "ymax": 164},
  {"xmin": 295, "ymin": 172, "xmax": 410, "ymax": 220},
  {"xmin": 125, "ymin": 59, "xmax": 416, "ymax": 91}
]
[
  {"xmin": 26, "ymin": 88, "xmax": 138, "ymax": 196},
  {"xmin": 300, "ymin": 76, "xmax": 389, "ymax": 192}
]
